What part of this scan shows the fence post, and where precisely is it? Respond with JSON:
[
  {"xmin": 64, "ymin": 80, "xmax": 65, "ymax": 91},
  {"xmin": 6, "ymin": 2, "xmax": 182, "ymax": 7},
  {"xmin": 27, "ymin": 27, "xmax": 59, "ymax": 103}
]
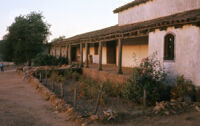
[
  {"xmin": 143, "ymin": 89, "xmax": 146, "ymax": 110},
  {"xmin": 94, "ymin": 89, "xmax": 102, "ymax": 115},
  {"xmin": 39, "ymin": 72, "xmax": 42, "ymax": 82},
  {"xmin": 51, "ymin": 80, "xmax": 54, "ymax": 92},
  {"xmin": 45, "ymin": 70, "xmax": 48, "ymax": 86},
  {"xmin": 73, "ymin": 83, "xmax": 77, "ymax": 108},
  {"xmin": 60, "ymin": 83, "xmax": 64, "ymax": 98}
]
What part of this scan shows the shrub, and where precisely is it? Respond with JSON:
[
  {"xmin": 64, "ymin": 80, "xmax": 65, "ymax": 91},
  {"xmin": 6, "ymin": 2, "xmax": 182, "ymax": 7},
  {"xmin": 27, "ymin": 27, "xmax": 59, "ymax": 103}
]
[
  {"xmin": 78, "ymin": 77, "xmax": 123, "ymax": 100},
  {"xmin": 123, "ymin": 53, "xmax": 169, "ymax": 106},
  {"xmin": 171, "ymin": 75, "xmax": 196, "ymax": 101},
  {"xmin": 32, "ymin": 54, "xmax": 68, "ymax": 66}
]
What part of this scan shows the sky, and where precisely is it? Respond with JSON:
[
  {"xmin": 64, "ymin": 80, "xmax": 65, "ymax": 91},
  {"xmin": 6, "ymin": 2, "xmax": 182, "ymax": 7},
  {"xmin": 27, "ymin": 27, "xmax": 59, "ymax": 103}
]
[{"xmin": 0, "ymin": 0, "xmax": 133, "ymax": 41}]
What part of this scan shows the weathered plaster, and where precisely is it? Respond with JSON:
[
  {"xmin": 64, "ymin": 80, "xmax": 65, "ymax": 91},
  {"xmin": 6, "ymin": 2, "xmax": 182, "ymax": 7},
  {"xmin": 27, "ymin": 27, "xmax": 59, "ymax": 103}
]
[
  {"xmin": 116, "ymin": 37, "xmax": 148, "ymax": 67},
  {"xmin": 148, "ymin": 25, "xmax": 200, "ymax": 86},
  {"xmin": 118, "ymin": 0, "xmax": 200, "ymax": 26}
]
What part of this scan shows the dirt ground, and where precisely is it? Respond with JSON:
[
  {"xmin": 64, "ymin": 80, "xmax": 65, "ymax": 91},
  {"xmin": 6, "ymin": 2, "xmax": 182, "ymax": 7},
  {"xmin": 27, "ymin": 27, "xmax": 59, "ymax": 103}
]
[
  {"xmin": 1, "ymin": 70, "xmax": 200, "ymax": 126},
  {"xmin": 0, "ymin": 70, "xmax": 77, "ymax": 126}
]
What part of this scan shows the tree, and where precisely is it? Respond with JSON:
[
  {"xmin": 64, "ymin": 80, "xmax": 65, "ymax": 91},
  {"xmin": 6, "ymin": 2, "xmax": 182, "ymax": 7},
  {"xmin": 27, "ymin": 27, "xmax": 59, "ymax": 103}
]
[
  {"xmin": 1, "ymin": 12, "xmax": 50, "ymax": 65},
  {"xmin": 51, "ymin": 36, "xmax": 65, "ymax": 43}
]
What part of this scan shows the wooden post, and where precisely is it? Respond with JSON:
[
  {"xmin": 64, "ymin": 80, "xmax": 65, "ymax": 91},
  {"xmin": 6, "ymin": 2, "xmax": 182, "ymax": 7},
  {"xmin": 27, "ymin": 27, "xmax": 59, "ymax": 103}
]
[
  {"xmin": 73, "ymin": 84, "xmax": 77, "ymax": 108},
  {"xmin": 98, "ymin": 41, "xmax": 102, "ymax": 71},
  {"xmin": 51, "ymin": 80, "xmax": 54, "ymax": 92},
  {"xmin": 39, "ymin": 72, "xmax": 42, "ymax": 82},
  {"xmin": 55, "ymin": 47, "xmax": 57, "ymax": 57},
  {"xmin": 80, "ymin": 43, "xmax": 83, "ymax": 67},
  {"xmin": 85, "ymin": 42, "xmax": 89, "ymax": 68},
  {"xmin": 68, "ymin": 44, "xmax": 72, "ymax": 65},
  {"xmin": 143, "ymin": 89, "xmax": 146, "ymax": 109},
  {"xmin": 60, "ymin": 83, "xmax": 64, "ymax": 98},
  {"xmin": 45, "ymin": 70, "xmax": 48, "ymax": 86},
  {"xmin": 117, "ymin": 38, "xmax": 123, "ymax": 74},
  {"xmin": 65, "ymin": 44, "xmax": 68, "ymax": 59},
  {"xmin": 60, "ymin": 46, "xmax": 62, "ymax": 57},
  {"xmin": 94, "ymin": 90, "xmax": 102, "ymax": 115}
]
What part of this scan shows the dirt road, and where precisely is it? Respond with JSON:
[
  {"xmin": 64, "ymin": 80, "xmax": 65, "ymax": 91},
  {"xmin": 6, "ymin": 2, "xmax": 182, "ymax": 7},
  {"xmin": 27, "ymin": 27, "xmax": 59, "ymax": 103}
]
[{"xmin": 0, "ymin": 70, "xmax": 76, "ymax": 126}]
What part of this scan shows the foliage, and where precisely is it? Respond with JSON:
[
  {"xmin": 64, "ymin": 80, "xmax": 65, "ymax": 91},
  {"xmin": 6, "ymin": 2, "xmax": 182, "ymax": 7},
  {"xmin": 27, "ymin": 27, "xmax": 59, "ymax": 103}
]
[
  {"xmin": 171, "ymin": 75, "xmax": 196, "ymax": 101},
  {"xmin": 51, "ymin": 36, "xmax": 65, "ymax": 43},
  {"xmin": 32, "ymin": 54, "xmax": 68, "ymax": 66},
  {"xmin": 78, "ymin": 77, "xmax": 123, "ymax": 100},
  {"xmin": 1, "ymin": 12, "xmax": 50, "ymax": 65},
  {"xmin": 123, "ymin": 53, "xmax": 169, "ymax": 106},
  {"xmin": 50, "ymin": 71, "xmax": 65, "ymax": 83},
  {"xmin": 0, "ymin": 40, "xmax": 4, "ymax": 61}
]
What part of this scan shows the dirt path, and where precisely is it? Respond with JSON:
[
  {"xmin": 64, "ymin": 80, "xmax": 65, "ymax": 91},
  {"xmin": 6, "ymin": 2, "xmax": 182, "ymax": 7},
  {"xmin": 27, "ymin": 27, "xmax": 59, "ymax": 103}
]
[{"xmin": 0, "ymin": 70, "xmax": 76, "ymax": 126}]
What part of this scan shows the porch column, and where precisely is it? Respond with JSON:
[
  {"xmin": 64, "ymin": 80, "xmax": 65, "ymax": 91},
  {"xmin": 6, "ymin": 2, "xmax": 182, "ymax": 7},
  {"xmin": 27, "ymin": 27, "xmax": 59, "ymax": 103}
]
[
  {"xmin": 65, "ymin": 44, "xmax": 68, "ymax": 59},
  {"xmin": 98, "ymin": 41, "xmax": 102, "ymax": 71},
  {"xmin": 117, "ymin": 38, "xmax": 123, "ymax": 74},
  {"xmin": 80, "ymin": 43, "xmax": 83, "ymax": 67},
  {"xmin": 54, "ymin": 47, "xmax": 57, "ymax": 57},
  {"xmin": 68, "ymin": 44, "xmax": 72, "ymax": 65},
  {"xmin": 60, "ymin": 46, "xmax": 62, "ymax": 57},
  {"xmin": 85, "ymin": 42, "xmax": 89, "ymax": 68}
]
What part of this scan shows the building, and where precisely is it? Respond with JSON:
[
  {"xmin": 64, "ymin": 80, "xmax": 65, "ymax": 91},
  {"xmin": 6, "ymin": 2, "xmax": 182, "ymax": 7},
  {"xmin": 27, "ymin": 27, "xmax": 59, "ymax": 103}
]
[{"xmin": 50, "ymin": 0, "xmax": 200, "ymax": 86}]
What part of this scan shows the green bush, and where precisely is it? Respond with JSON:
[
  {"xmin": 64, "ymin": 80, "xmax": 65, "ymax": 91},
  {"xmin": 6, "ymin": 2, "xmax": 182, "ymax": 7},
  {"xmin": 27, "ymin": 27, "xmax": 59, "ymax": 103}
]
[
  {"xmin": 171, "ymin": 75, "xmax": 196, "ymax": 101},
  {"xmin": 78, "ymin": 77, "xmax": 123, "ymax": 100},
  {"xmin": 32, "ymin": 54, "xmax": 68, "ymax": 66},
  {"xmin": 123, "ymin": 53, "xmax": 169, "ymax": 106}
]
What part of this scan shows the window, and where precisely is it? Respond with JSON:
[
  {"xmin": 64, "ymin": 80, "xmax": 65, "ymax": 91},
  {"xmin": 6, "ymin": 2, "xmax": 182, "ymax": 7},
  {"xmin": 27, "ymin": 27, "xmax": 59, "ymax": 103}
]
[
  {"xmin": 164, "ymin": 34, "xmax": 175, "ymax": 60},
  {"xmin": 94, "ymin": 43, "xmax": 99, "ymax": 55}
]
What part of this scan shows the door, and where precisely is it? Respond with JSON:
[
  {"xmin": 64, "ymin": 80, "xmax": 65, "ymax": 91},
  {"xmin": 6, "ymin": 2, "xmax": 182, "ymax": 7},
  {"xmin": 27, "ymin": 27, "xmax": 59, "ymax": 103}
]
[{"xmin": 107, "ymin": 41, "xmax": 116, "ymax": 64}]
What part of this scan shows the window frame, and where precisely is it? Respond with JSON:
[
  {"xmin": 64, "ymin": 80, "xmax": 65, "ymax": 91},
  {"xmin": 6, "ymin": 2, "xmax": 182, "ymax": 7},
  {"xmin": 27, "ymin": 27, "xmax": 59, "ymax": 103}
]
[{"xmin": 164, "ymin": 33, "xmax": 175, "ymax": 61}]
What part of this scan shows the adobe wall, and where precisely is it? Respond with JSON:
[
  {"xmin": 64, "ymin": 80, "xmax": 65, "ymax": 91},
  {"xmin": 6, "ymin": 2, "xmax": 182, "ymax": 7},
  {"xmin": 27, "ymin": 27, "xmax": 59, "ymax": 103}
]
[
  {"xmin": 148, "ymin": 25, "xmax": 200, "ymax": 86},
  {"xmin": 118, "ymin": 0, "xmax": 200, "ymax": 26},
  {"xmin": 116, "ymin": 37, "xmax": 148, "ymax": 67},
  {"xmin": 83, "ymin": 43, "xmax": 107, "ymax": 64}
]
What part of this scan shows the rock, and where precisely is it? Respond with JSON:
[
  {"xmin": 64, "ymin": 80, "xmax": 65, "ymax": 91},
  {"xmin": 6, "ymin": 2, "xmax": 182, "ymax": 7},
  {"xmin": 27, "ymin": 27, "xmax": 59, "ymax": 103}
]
[
  {"xmin": 81, "ymin": 122, "xmax": 88, "ymax": 126},
  {"xmin": 184, "ymin": 96, "xmax": 192, "ymax": 103},
  {"xmin": 90, "ymin": 115, "xmax": 98, "ymax": 121},
  {"xmin": 170, "ymin": 99, "xmax": 176, "ymax": 103},
  {"xmin": 164, "ymin": 111, "xmax": 169, "ymax": 115},
  {"xmin": 195, "ymin": 106, "xmax": 200, "ymax": 112},
  {"xmin": 103, "ymin": 108, "xmax": 116, "ymax": 120}
]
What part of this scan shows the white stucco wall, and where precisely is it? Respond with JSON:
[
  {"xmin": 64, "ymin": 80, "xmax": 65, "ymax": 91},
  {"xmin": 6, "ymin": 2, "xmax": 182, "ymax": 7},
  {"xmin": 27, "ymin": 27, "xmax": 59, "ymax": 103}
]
[
  {"xmin": 116, "ymin": 37, "xmax": 148, "ymax": 67},
  {"xmin": 148, "ymin": 25, "xmax": 200, "ymax": 86},
  {"xmin": 83, "ymin": 43, "xmax": 107, "ymax": 64},
  {"xmin": 118, "ymin": 0, "xmax": 200, "ymax": 26},
  {"xmin": 61, "ymin": 47, "xmax": 66, "ymax": 57},
  {"xmin": 55, "ymin": 47, "xmax": 61, "ymax": 58}
]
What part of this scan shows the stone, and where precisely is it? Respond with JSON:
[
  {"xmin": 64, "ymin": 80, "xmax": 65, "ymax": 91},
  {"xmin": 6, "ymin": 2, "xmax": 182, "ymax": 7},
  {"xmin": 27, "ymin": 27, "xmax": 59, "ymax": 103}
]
[
  {"xmin": 195, "ymin": 106, "xmax": 200, "ymax": 112},
  {"xmin": 184, "ymin": 96, "xmax": 192, "ymax": 103},
  {"xmin": 81, "ymin": 122, "xmax": 88, "ymax": 126},
  {"xmin": 90, "ymin": 115, "xmax": 98, "ymax": 121}
]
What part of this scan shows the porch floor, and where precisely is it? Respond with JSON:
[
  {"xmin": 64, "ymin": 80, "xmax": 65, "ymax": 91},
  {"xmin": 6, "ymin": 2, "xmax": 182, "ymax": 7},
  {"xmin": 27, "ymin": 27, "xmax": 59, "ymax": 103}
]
[{"xmin": 85, "ymin": 63, "xmax": 133, "ymax": 76}]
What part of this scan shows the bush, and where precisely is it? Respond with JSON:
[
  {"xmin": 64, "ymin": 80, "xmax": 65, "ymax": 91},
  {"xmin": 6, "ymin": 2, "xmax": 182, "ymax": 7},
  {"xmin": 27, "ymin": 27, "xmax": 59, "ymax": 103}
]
[
  {"xmin": 78, "ymin": 77, "xmax": 123, "ymax": 100},
  {"xmin": 123, "ymin": 53, "xmax": 169, "ymax": 106},
  {"xmin": 32, "ymin": 54, "xmax": 68, "ymax": 66},
  {"xmin": 171, "ymin": 75, "xmax": 196, "ymax": 101}
]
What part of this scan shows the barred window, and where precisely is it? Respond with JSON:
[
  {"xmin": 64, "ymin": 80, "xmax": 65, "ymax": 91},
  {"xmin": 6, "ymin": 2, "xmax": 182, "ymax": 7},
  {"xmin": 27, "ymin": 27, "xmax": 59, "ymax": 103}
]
[{"xmin": 164, "ymin": 34, "xmax": 175, "ymax": 60}]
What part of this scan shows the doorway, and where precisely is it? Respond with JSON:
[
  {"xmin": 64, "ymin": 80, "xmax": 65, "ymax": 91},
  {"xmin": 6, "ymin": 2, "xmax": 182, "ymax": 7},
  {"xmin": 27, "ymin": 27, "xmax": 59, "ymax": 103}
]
[{"xmin": 107, "ymin": 41, "xmax": 116, "ymax": 64}]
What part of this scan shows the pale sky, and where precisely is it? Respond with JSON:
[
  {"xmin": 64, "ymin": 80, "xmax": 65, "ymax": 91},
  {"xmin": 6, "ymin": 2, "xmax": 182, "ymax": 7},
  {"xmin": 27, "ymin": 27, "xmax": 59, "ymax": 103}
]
[{"xmin": 0, "ymin": 0, "xmax": 133, "ymax": 41}]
